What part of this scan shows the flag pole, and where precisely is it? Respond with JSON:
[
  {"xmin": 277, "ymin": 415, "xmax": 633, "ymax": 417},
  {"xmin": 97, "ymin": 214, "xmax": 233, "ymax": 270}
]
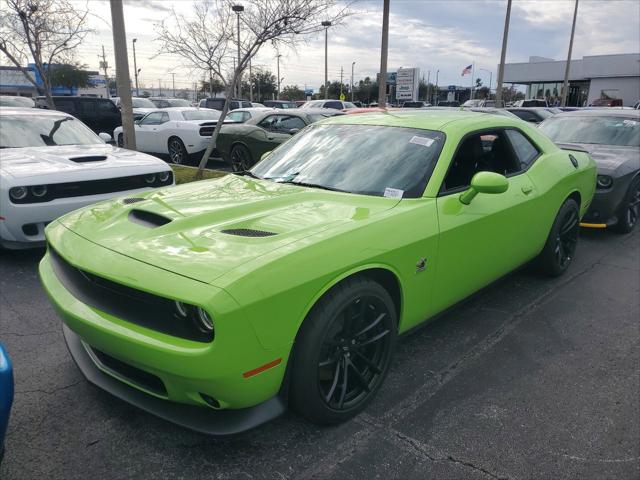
[{"xmin": 470, "ymin": 62, "xmax": 475, "ymax": 100}]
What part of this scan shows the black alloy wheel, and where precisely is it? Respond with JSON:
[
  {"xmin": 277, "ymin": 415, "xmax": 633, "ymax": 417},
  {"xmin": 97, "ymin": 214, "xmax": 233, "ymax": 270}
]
[
  {"xmin": 318, "ymin": 295, "xmax": 393, "ymax": 411},
  {"xmin": 168, "ymin": 137, "xmax": 188, "ymax": 164},
  {"xmin": 534, "ymin": 198, "xmax": 580, "ymax": 277},
  {"xmin": 290, "ymin": 277, "xmax": 397, "ymax": 424},
  {"xmin": 613, "ymin": 178, "xmax": 640, "ymax": 234},
  {"xmin": 230, "ymin": 144, "xmax": 253, "ymax": 172}
]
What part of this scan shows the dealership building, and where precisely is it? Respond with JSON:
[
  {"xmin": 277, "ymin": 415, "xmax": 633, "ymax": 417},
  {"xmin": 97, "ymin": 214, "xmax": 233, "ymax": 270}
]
[{"xmin": 502, "ymin": 53, "xmax": 640, "ymax": 106}]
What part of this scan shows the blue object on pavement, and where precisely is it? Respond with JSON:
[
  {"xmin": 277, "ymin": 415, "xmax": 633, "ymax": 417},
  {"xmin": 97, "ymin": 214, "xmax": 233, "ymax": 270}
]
[{"xmin": 0, "ymin": 343, "xmax": 14, "ymax": 462}]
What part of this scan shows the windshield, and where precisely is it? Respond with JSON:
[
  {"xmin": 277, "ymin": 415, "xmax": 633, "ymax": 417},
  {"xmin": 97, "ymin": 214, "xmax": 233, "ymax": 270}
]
[
  {"xmin": 0, "ymin": 114, "xmax": 101, "ymax": 148},
  {"xmin": 251, "ymin": 124, "xmax": 445, "ymax": 198},
  {"xmin": 181, "ymin": 109, "xmax": 221, "ymax": 121},
  {"xmin": 167, "ymin": 99, "xmax": 190, "ymax": 107},
  {"xmin": 300, "ymin": 101, "xmax": 324, "ymax": 109},
  {"xmin": 539, "ymin": 115, "xmax": 640, "ymax": 147},
  {"xmin": 132, "ymin": 98, "xmax": 156, "ymax": 108},
  {"xmin": 0, "ymin": 96, "xmax": 35, "ymax": 108}
]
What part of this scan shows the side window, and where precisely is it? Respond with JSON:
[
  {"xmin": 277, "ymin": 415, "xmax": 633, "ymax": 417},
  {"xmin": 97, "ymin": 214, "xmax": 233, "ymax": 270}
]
[
  {"xmin": 258, "ymin": 115, "xmax": 279, "ymax": 131},
  {"xmin": 54, "ymin": 100, "xmax": 76, "ymax": 113},
  {"xmin": 199, "ymin": 99, "xmax": 206, "ymax": 108},
  {"xmin": 325, "ymin": 101, "xmax": 342, "ymax": 110},
  {"xmin": 227, "ymin": 111, "xmax": 244, "ymax": 122},
  {"xmin": 442, "ymin": 130, "xmax": 521, "ymax": 192},
  {"xmin": 139, "ymin": 112, "xmax": 163, "ymax": 125},
  {"xmin": 505, "ymin": 130, "xmax": 539, "ymax": 170},
  {"xmin": 241, "ymin": 101, "xmax": 252, "ymax": 108},
  {"xmin": 78, "ymin": 100, "xmax": 96, "ymax": 115},
  {"xmin": 276, "ymin": 115, "xmax": 306, "ymax": 131},
  {"xmin": 159, "ymin": 112, "xmax": 170, "ymax": 124},
  {"xmin": 511, "ymin": 110, "xmax": 538, "ymax": 123},
  {"xmin": 230, "ymin": 101, "xmax": 239, "ymax": 110},
  {"xmin": 97, "ymin": 100, "xmax": 118, "ymax": 114}
]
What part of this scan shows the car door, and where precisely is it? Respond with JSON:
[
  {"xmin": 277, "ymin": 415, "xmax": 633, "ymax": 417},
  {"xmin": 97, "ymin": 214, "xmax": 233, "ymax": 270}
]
[
  {"xmin": 76, "ymin": 99, "xmax": 97, "ymax": 132},
  {"xmin": 431, "ymin": 128, "xmax": 542, "ymax": 313},
  {"xmin": 135, "ymin": 112, "xmax": 165, "ymax": 152},
  {"xmin": 95, "ymin": 99, "xmax": 122, "ymax": 136}
]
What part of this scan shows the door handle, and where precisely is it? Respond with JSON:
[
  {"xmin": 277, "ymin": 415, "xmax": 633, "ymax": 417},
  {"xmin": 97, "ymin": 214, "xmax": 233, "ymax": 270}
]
[{"xmin": 521, "ymin": 185, "xmax": 533, "ymax": 194}]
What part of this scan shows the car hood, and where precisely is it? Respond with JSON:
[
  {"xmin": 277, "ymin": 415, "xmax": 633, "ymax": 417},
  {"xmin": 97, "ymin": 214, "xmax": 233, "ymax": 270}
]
[
  {"xmin": 57, "ymin": 174, "xmax": 400, "ymax": 284},
  {"xmin": 566, "ymin": 143, "xmax": 640, "ymax": 173},
  {"xmin": 0, "ymin": 144, "xmax": 167, "ymax": 181}
]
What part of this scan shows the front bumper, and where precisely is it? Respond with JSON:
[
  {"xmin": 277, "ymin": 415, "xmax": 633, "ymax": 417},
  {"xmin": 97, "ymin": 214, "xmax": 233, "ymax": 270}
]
[
  {"xmin": 581, "ymin": 180, "xmax": 630, "ymax": 227},
  {"xmin": 62, "ymin": 325, "xmax": 285, "ymax": 436},
  {"xmin": 39, "ymin": 223, "xmax": 291, "ymax": 434}
]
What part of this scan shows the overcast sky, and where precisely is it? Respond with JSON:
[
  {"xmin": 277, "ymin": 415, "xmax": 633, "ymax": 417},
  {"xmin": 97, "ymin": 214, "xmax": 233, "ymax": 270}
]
[{"xmin": 72, "ymin": 0, "xmax": 639, "ymax": 93}]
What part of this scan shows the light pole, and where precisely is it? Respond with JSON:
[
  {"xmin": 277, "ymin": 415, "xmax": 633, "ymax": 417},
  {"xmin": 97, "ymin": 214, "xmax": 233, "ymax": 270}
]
[
  {"xmin": 276, "ymin": 53, "xmax": 282, "ymax": 100},
  {"xmin": 171, "ymin": 72, "xmax": 175, "ymax": 97},
  {"xmin": 132, "ymin": 38, "xmax": 139, "ymax": 96},
  {"xmin": 434, "ymin": 69, "xmax": 439, "ymax": 105},
  {"xmin": 495, "ymin": 0, "xmax": 512, "ymax": 107},
  {"xmin": 426, "ymin": 70, "xmax": 430, "ymax": 103},
  {"xmin": 232, "ymin": 4, "xmax": 244, "ymax": 98},
  {"xmin": 322, "ymin": 21, "xmax": 331, "ymax": 99},
  {"xmin": 561, "ymin": 0, "xmax": 579, "ymax": 107},
  {"xmin": 378, "ymin": 0, "xmax": 390, "ymax": 107},
  {"xmin": 351, "ymin": 61, "xmax": 356, "ymax": 101},
  {"xmin": 478, "ymin": 68, "xmax": 492, "ymax": 97}
]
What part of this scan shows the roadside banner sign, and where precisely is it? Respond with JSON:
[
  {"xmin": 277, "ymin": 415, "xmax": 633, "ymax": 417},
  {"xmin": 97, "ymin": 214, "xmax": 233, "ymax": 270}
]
[{"xmin": 396, "ymin": 67, "xmax": 420, "ymax": 101}]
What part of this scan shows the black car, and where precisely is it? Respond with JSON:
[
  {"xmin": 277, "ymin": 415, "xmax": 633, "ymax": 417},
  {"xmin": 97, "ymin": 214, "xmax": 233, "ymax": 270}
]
[
  {"xmin": 539, "ymin": 110, "xmax": 640, "ymax": 233},
  {"xmin": 198, "ymin": 98, "xmax": 253, "ymax": 111},
  {"xmin": 506, "ymin": 107, "xmax": 556, "ymax": 124},
  {"xmin": 148, "ymin": 97, "xmax": 191, "ymax": 108},
  {"xmin": 436, "ymin": 101, "xmax": 460, "ymax": 107},
  {"xmin": 35, "ymin": 96, "xmax": 121, "ymax": 136},
  {"xmin": 262, "ymin": 100, "xmax": 297, "ymax": 109}
]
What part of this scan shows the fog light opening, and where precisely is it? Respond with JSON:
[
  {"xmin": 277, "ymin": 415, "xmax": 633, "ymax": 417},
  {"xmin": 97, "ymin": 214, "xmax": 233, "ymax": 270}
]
[{"xmin": 200, "ymin": 393, "xmax": 221, "ymax": 409}]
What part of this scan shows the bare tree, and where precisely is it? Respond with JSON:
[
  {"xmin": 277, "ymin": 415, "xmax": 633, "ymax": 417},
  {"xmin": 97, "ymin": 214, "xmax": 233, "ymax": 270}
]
[
  {"xmin": 155, "ymin": 1, "xmax": 234, "ymax": 98},
  {"xmin": 0, "ymin": 0, "xmax": 92, "ymax": 109}
]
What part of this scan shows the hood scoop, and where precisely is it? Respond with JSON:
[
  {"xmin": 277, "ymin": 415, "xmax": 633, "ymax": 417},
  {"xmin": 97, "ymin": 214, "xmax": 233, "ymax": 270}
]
[
  {"xmin": 128, "ymin": 209, "xmax": 172, "ymax": 228},
  {"xmin": 69, "ymin": 155, "xmax": 108, "ymax": 163},
  {"xmin": 122, "ymin": 197, "xmax": 145, "ymax": 205},
  {"xmin": 220, "ymin": 228, "xmax": 277, "ymax": 237}
]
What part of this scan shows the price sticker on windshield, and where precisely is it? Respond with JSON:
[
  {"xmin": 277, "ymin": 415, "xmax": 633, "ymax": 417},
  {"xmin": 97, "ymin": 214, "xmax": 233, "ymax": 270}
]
[
  {"xmin": 409, "ymin": 136, "xmax": 435, "ymax": 147},
  {"xmin": 384, "ymin": 187, "xmax": 404, "ymax": 199}
]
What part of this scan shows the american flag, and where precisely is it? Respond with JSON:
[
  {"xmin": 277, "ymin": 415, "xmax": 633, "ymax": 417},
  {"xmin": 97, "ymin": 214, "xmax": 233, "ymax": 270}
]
[{"xmin": 461, "ymin": 64, "xmax": 472, "ymax": 76}]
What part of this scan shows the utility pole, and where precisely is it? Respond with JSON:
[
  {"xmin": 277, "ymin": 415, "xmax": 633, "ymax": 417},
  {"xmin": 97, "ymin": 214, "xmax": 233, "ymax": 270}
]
[
  {"xmin": 561, "ymin": 0, "xmax": 579, "ymax": 107},
  {"xmin": 495, "ymin": 0, "xmax": 512, "ymax": 108},
  {"xmin": 426, "ymin": 70, "xmax": 431, "ymax": 103},
  {"xmin": 249, "ymin": 59, "xmax": 253, "ymax": 102},
  {"xmin": 109, "ymin": 0, "xmax": 135, "ymax": 149},
  {"xmin": 351, "ymin": 61, "xmax": 355, "ymax": 101},
  {"xmin": 100, "ymin": 46, "xmax": 109, "ymax": 98},
  {"xmin": 158, "ymin": 79, "xmax": 161, "ymax": 96},
  {"xmin": 435, "ymin": 69, "xmax": 439, "ymax": 105},
  {"xmin": 171, "ymin": 73, "xmax": 175, "ymax": 97},
  {"xmin": 322, "ymin": 21, "xmax": 331, "ymax": 99},
  {"xmin": 132, "ymin": 38, "xmax": 139, "ymax": 96},
  {"xmin": 276, "ymin": 54, "xmax": 282, "ymax": 100},
  {"xmin": 209, "ymin": 68, "xmax": 213, "ymax": 97},
  {"xmin": 232, "ymin": 4, "xmax": 244, "ymax": 98},
  {"xmin": 340, "ymin": 66, "xmax": 343, "ymax": 96},
  {"xmin": 378, "ymin": 0, "xmax": 390, "ymax": 107}
]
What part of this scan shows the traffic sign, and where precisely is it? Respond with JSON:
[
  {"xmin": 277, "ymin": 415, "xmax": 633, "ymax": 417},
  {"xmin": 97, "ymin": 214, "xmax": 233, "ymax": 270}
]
[{"xmin": 448, "ymin": 85, "xmax": 456, "ymax": 91}]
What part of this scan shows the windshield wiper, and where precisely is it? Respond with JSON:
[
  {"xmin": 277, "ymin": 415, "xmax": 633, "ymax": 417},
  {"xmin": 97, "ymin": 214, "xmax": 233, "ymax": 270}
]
[
  {"xmin": 236, "ymin": 170, "xmax": 263, "ymax": 179},
  {"xmin": 279, "ymin": 180, "xmax": 345, "ymax": 193}
]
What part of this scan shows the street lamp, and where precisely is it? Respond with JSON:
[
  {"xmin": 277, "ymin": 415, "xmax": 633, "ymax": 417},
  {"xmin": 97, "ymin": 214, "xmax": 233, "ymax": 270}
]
[
  {"xmin": 434, "ymin": 69, "xmax": 439, "ymax": 105},
  {"xmin": 232, "ymin": 4, "xmax": 244, "ymax": 98},
  {"xmin": 321, "ymin": 21, "xmax": 332, "ymax": 99},
  {"xmin": 351, "ymin": 61, "xmax": 356, "ymax": 102},
  {"xmin": 132, "ymin": 38, "xmax": 139, "ymax": 96},
  {"xmin": 276, "ymin": 54, "xmax": 282, "ymax": 100},
  {"xmin": 478, "ymin": 68, "xmax": 493, "ymax": 98}
]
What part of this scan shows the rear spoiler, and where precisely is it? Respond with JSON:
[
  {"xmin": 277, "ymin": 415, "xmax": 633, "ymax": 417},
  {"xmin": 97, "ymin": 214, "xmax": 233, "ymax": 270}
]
[{"xmin": 556, "ymin": 143, "xmax": 589, "ymax": 153}]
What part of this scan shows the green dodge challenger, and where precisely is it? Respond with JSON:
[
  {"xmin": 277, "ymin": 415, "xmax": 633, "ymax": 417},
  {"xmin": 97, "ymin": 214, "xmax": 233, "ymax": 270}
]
[{"xmin": 39, "ymin": 111, "xmax": 596, "ymax": 434}]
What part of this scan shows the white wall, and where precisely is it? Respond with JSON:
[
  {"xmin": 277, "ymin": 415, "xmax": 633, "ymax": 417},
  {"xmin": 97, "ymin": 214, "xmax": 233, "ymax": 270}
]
[{"xmin": 588, "ymin": 76, "xmax": 640, "ymax": 106}]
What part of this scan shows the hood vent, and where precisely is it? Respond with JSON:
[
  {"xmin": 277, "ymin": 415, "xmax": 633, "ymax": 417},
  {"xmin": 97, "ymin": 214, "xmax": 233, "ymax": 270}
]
[
  {"xmin": 69, "ymin": 155, "xmax": 108, "ymax": 163},
  {"xmin": 123, "ymin": 197, "xmax": 145, "ymax": 205},
  {"xmin": 128, "ymin": 209, "xmax": 172, "ymax": 228},
  {"xmin": 220, "ymin": 228, "xmax": 276, "ymax": 237}
]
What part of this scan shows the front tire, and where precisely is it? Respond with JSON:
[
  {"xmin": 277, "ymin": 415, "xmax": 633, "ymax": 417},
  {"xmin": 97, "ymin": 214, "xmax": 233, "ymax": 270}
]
[
  {"xmin": 534, "ymin": 198, "xmax": 580, "ymax": 277},
  {"xmin": 117, "ymin": 133, "xmax": 124, "ymax": 148},
  {"xmin": 168, "ymin": 137, "xmax": 188, "ymax": 165},
  {"xmin": 230, "ymin": 144, "xmax": 253, "ymax": 172},
  {"xmin": 612, "ymin": 177, "xmax": 640, "ymax": 234},
  {"xmin": 290, "ymin": 276, "xmax": 397, "ymax": 425}
]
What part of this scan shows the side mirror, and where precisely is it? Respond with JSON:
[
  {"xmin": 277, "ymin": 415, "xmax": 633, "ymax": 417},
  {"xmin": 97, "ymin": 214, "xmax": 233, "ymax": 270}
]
[
  {"xmin": 98, "ymin": 132, "xmax": 112, "ymax": 142},
  {"xmin": 459, "ymin": 171, "xmax": 508, "ymax": 205},
  {"xmin": 288, "ymin": 128, "xmax": 300, "ymax": 135},
  {"xmin": 260, "ymin": 151, "xmax": 272, "ymax": 162},
  {"xmin": 134, "ymin": 119, "xmax": 140, "ymax": 125}
]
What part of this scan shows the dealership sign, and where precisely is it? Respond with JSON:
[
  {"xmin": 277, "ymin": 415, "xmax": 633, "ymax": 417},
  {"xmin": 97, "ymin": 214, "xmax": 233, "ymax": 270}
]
[{"xmin": 396, "ymin": 67, "xmax": 420, "ymax": 101}]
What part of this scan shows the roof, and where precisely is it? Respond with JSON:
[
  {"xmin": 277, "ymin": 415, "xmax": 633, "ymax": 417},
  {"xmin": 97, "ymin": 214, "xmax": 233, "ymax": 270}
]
[
  {"xmin": 321, "ymin": 110, "xmax": 523, "ymax": 131},
  {"xmin": 553, "ymin": 109, "xmax": 640, "ymax": 118},
  {"xmin": 0, "ymin": 106, "xmax": 72, "ymax": 116}
]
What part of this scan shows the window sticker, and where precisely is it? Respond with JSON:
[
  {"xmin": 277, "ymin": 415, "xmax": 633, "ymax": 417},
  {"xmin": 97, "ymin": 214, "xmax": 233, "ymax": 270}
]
[
  {"xmin": 383, "ymin": 187, "xmax": 404, "ymax": 199},
  {"xmin": 622, "ymin": 119, "xmax": 638, "ymax": 127},
  {"xmin": 409, "ymin": 135, "xmax": 435, "ymax": 147}
]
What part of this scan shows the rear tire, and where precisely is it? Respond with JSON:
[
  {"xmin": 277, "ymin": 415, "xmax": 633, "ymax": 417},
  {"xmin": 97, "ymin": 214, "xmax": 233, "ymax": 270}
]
[
  {"xmin": 230, "ymin": 144, "xmax": 253, "ymax": 172},
  {"xmin": 290, "ymin": 276, "xmax": 397, "ymax": 425},
  {"xmin": 612, "ymin": 177, "xmax": 640, "ymax": 234},
  {"xmin": 168, "ymin": 137, "xmax": 188, "ymax": 165},
  {"xmin": 534, "ymin": 198, "xmax": 580, "ymax": 277},
  {"xmin": 117, "ymin": 133, "xmax": 124, "ymax": 148}
]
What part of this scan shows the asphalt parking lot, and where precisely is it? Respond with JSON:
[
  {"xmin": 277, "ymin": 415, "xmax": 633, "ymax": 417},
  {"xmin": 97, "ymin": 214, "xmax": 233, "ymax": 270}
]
[{"xmin": 0, "ymin": 228, "xmax": 638, "ymax": 480}]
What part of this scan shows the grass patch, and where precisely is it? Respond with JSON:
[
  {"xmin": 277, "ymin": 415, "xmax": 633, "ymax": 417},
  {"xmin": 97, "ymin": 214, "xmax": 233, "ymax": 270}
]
[{"xmin": 171, "ymin": 165, "xmax": 227, "ymax": 185}]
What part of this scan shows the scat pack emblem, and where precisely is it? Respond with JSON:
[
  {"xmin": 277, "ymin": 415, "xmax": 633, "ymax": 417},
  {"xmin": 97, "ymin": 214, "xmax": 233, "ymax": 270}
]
[{"xmin": 416, "ymin": 258, "xmax": 427, "ymax": 273}]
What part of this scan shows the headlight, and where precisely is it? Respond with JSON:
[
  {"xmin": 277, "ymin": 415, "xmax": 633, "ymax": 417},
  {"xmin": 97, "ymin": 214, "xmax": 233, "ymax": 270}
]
[
  {"xmin": 174, "ymin": 301, "xmax": 189, "ymax": 317},
  {"xmin": 596, "ymin": 175, "xmax": 613, "ymax": 189},
  {"xmin": 144, "ymin": 174, "xmax": 156, "ymax": 184},
  {"xmin": 158, "ymin": 171, "xmax": 170, "ymax": 183},
  {"xmin": 9, "ymin": 186, "xmax": 28, "ymax": 200},
  {"xmin": 195, "ymin": 307, "xmax": 214, "ymax": 333},
  {"xmin": 31, "ymin": 185, "xmax": 48, "ymax": 197}
]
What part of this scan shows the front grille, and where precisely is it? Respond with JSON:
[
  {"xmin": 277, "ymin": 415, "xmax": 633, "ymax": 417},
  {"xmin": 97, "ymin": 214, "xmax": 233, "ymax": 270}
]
[
  {"xmin": 220, "ymin": 228, "xmax": 277, "ymax": 237},
  {"xmin": 88, "ymin": 346, "xmax": 167, "ymax": 397},
  {"xmin": 49, "ymin": 248, "xmax": 213, "ymax": 343},
  {"xmin": 9, "ymin": 172, "xmax": 173, "ymax": 204},
  {"xmin": 198, "ymin": 122, "xmax": 218, "ymax": 137}
]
